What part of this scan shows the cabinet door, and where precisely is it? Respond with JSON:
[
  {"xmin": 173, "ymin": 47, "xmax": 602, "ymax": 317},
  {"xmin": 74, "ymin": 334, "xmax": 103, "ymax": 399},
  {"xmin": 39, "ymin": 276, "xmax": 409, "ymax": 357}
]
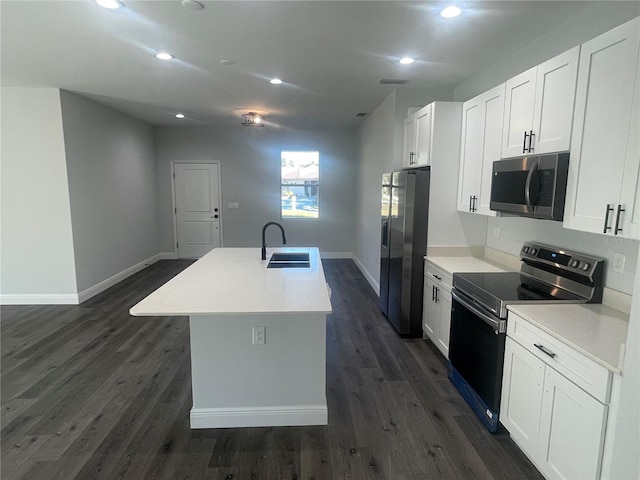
[
  {"xmin": 538, "ymin": 367, "xmax": 608, "ymax": 480},
  {"xmin": 402, "ymin": 114, "xmax": 417, "ymax": 169},
  {"xmin": 435, "ymin": 289, "xmax": 452, "ymax": 357},
  {"xmin": 564, "ymin": 18, "xmax": 640, "ymax": 235},
  {"xmin": 422, "ymin": 277, "xmax": 438, "ymax": 341},
  {"xmin": 458, "ymin": 97, "xmax": 483, "ymax": 212},
  {"xmin": 457, "ymin": 84, "xmax": 504, "ymax": 215},
  {"xmin": 500, "ymin": 338, "xmax": 545, "ymax": 457},
  {"xmin": 502, "ymin": 67, "xmax": 536, "ymax": 158},
  {"xmin": 414, "ymin": 104, "xmax": 433, "ymax": 167},
  {"xmin": 532, "ymin": 46, "xmax": 579, "ymax": 154},
  {"xmin": 619, "ymin": 45, "xmax": 640, "ymax": 239},
  {"xmin": 477, "ymin": 85, "xmax": 505, "ymax": 215}
]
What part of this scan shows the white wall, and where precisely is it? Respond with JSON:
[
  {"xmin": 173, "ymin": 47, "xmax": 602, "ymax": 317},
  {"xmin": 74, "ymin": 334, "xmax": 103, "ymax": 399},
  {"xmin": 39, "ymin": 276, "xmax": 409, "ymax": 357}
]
[
  {"xmin": 154, "ymin": 126, "xmax": 356, "ymax": 255},
  {"xmin": 60, "ymin": 91, "xmax": 159, "ymax": 294},
  {"xmin": 0, "ymin": 87, "xmax": 78, "ymax": 302}
]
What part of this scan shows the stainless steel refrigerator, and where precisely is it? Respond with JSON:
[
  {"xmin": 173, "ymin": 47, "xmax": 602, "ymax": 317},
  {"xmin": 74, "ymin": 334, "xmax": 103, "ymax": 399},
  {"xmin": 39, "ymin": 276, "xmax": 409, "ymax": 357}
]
[{"xmin": 379, "ymin": 168, "xmax": 430, "ymax": 337}]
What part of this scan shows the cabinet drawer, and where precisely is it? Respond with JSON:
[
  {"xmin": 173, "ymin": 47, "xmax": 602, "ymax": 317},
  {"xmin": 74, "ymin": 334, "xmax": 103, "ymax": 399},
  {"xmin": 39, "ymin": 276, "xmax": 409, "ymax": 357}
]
[
  {"xmin": 424, "ymin": 263, "xmax": 452, "ymax": 292},
  {"xmin": 508, "ymin": 314, "xmax": 612, "ymax": 403}
]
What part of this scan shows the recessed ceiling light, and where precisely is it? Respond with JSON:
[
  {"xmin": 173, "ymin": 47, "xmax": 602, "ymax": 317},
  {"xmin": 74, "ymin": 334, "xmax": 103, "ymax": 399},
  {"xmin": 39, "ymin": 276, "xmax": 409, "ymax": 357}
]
[
  {"xmin": 441, "ymin": 5, "xmax": 462, "ymax": 18},
  {"xmin": 399, "ymin": 57, "xmax": 415, "ymax": 65},
  {"xmin": 181, "ymin": 0, "xmax": 204, "ymax": 11},
  {"xmin": 176, "ymin": 113, "xmax": 185, "ymax": 119},
  {"xmin": 95, "ymin": 0, "xmax": 123, "ymax": 9},
  {"xmin": 270, "ymin": 78, "xmax": 283, "ymax": 85},
  {"xmin": 220, "ymin": 59, "xmax": 236, "ymax": 66},
  {"xmin": 155, "ymin": 52, "xmax": 173, "ymax": 61}
]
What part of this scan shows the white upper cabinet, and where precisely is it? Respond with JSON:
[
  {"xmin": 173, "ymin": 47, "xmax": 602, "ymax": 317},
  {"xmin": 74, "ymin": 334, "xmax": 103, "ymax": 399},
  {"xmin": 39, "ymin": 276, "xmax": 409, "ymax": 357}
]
[
  {"xmin": 402, "ymin": 114, "xmax": 417, "ymax": 169},
  {"xmin": 402, "ymin": 102, "xmax": 461, "ymax": 169},
  {"xmin": 563, "ymin": 17, "xmax": 640, "ymax": 239},
  {"xmin": 502, "ymin": 46, "xmax": 579, "ymax": 158},
  {"xmin": 457, "ymin": 83, "xmax": 505, "ymax": 215},
  {"xmin": 414, "ymin": 104, "xmax": 433, "ymax": 167}
]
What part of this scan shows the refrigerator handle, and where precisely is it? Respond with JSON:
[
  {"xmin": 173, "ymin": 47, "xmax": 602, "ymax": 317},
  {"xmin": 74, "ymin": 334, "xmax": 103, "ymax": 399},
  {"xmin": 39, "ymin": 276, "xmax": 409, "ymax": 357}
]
[{"xmin": 381, "ymin": 220, "xmax": 389, "ymax": 248}]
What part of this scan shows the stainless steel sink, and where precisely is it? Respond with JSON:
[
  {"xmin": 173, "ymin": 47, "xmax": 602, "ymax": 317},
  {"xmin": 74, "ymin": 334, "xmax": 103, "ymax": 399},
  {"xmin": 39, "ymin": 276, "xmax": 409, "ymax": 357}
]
[{"xmin": 267, "ymin": 252, "xmax": 311, "ymax": 269}]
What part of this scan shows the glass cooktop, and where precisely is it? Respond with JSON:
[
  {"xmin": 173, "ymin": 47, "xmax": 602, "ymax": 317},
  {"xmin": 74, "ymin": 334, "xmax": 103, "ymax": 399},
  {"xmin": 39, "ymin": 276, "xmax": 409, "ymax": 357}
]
[{"xmin": 453, "ymin": 271, "xmax": 586, "ymax": 319}]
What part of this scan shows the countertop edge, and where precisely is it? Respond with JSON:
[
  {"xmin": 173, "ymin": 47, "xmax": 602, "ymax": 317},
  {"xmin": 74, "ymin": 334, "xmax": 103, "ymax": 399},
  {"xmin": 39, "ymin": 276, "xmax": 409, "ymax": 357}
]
[{"xmin": 507, "ymin": 305, "xmax": 627, "ymax": 375}]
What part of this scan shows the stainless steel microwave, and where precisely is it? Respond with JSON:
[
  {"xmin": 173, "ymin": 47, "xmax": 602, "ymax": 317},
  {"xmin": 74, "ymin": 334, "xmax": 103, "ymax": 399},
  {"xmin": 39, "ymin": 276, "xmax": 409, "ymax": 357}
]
[{"xmin": 490, "ymin": 153, "xmax": 569, "ymax": 221}]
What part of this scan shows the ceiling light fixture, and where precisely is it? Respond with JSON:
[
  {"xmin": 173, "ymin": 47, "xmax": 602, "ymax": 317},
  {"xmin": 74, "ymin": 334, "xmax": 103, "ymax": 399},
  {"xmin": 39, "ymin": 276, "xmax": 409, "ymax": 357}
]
[
  {"xmin": 95, "ymin": 0, "xmax": 123, "ymax": 9},
  {"xmin": 176, "ymin": 113, "xmax": 185, "ymax": 119},
  {"xmin": 270, "ymin": 78, "xmax": 283, "ymax": 85},
  {"xmin": 155, "ymin": 52, "xmax": 173, "ymax": 60},
  {"xmin": 399, "ymin": 57, "xmax": 415, "ymax": 65},
  {"xmin": 181, "ymin": 0, "xmax": 204, "ymax": 11},
  {"xmin": 242, "ymin": 112, "xmax": 265, "ymax": 127},
  {"xmin": 441, "ymin": 5, "xmax": 462, "ymax": 18}
]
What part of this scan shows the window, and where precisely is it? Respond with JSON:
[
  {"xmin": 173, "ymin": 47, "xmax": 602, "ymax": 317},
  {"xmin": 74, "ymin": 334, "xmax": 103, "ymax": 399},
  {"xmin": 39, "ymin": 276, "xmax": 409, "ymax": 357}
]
[{"xmin": 281, "ymin": 151, "xmax": 319, "ymax": 218}]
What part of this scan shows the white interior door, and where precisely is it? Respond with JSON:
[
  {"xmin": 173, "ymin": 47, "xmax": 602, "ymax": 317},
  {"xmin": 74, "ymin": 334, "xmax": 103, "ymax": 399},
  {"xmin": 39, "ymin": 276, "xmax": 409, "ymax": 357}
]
[{"xmin": 174, "ymin": 163, "xmax": 221, "ymax": 258}]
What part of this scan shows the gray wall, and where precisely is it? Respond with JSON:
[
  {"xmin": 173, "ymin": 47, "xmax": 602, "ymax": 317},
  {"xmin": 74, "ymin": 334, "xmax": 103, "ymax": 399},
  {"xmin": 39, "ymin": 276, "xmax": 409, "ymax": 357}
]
[
  {"xmin": 450, "ymin": 5, "xmax": 640, "ymax": 295},
  {"xmin": 0, "ymin": 87, "xmax": 78, "ymax": 300},
  {"xmin": 154, "ymin": 126, "xmax": 356, "ymax": 255},
  {"xmin": 454, "ymin": 3, "xmax": 640, "ymax": 102},
  {"xmin": 354, "ymin": 91, "xmax": 397, "ymax": 289},
  {"xmin": 60, "ymin": 91, "xmax": 159, "ymax": 293}
]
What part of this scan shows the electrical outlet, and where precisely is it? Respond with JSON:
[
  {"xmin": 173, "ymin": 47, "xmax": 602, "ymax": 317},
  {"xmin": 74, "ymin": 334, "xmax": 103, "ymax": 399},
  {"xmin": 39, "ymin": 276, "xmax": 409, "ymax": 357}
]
[
  {"xmin": 613, "ymin": 252, "xmax": 625, "ymax": 274},
  {"xmin": 252, "ymin": 326, "xmax": 265, "ymax": 345},
  {"xmin": 493, "ymin": 226, "xmax": 500, "ymax": 239},
  {"xmin": 228, "ymin": 202, "xmax": 239, "ymax": 209}
]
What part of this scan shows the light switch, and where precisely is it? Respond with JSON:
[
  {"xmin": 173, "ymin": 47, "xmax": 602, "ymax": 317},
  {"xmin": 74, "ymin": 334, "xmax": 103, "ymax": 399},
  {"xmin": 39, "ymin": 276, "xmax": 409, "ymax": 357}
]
[{"xmin": 613, "ymin": 252, "xmax": 625, "ymax": 274}]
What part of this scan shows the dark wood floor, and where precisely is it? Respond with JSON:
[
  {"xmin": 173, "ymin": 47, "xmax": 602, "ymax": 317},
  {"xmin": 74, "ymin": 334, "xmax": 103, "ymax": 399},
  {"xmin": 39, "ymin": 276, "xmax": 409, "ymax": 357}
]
[{"xmin": 1, "ymin": 259, "xmax": 543, "ymax": 480}]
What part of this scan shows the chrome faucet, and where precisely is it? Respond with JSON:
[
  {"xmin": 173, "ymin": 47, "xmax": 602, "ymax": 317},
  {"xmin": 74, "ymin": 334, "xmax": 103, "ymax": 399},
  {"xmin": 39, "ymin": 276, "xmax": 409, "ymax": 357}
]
[{"xmin": 261, "ymin": 222, "xmax": 287, "ymax": 260}]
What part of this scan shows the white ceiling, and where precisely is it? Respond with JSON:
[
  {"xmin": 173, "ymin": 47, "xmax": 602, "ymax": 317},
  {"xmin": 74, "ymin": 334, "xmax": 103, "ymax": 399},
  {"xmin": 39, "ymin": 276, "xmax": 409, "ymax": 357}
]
[{"xmin": 0, "ymin": 1, "xmax": 624, "ymax": 129}]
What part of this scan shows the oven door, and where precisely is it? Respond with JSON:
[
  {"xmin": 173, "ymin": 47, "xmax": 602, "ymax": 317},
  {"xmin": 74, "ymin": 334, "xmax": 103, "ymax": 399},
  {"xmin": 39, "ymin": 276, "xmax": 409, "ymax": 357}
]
[{"xmin": 448, "ymin": 289, "xmax": 507, "ymax": 432}]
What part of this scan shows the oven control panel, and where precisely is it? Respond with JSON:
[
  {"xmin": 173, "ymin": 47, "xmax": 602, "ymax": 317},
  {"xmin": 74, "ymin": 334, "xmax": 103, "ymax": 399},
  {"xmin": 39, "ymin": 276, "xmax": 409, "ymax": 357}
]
[{"xmin": 520, "ymin": 242, "xmax": 604, "ymax": 276}]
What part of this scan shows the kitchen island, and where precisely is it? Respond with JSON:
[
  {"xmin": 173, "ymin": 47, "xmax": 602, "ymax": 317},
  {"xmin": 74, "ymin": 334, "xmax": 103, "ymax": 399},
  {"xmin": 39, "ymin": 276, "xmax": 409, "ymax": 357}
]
[{"xmin": 130, "ymin": 247, "xmax": 332, "ymax": 429}]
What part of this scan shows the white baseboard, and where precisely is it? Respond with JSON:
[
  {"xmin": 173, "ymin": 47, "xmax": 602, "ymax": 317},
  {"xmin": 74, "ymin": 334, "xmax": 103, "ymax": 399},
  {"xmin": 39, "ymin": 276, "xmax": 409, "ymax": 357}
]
[
  {"xmin": 77, "ymin": 253, "xmax": 166, "ymax": 303},
  {"xmin": 352, "ymin": 254, "xmax": 380, "ymax": 296},
  {"xmin": 0, "ymin": 293, "xmax": 80, "ymax": 305},
  {"xmin": 320, "ymin": 251, "xmax": 352, "ymax": 259},
  {"xmin": 190, "ymin": 404, "xmax": 328, "ymax": 429},
  {"xmin": 1, "ymin": 252, "xmax": 177, "ymax": 306}
]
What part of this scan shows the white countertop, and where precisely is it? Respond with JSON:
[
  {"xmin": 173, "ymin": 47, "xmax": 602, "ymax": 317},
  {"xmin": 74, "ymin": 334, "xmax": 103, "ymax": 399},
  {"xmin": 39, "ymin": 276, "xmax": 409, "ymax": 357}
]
[
  {"xmin": 508, "ymin": 304, "xmax": 630, "ymax": 374},
  {"xmin": 425, "ymin": 255, "xmax": 513, "ymax": 275},
  {"xmin": 130, "ymin": 247, "xmax": 332, "ymax": 316}
]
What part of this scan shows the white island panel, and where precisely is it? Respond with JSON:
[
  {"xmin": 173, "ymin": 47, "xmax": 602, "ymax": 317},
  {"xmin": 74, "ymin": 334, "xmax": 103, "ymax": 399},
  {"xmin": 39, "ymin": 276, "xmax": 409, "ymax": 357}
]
[{"xmin": 189, "ymin": 313, "xmax": 327, "ymax": 428}]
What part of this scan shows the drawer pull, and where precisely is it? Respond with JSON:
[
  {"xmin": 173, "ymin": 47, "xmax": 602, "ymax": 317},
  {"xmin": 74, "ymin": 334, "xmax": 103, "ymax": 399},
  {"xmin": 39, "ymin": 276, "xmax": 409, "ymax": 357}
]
[
  {"xmin": 433, "ymin": 274, "xmax": 442, "ymax": 280},
  {"xmin": 534, "ymin": 343, "xmax": 557, "ymax": 358}
]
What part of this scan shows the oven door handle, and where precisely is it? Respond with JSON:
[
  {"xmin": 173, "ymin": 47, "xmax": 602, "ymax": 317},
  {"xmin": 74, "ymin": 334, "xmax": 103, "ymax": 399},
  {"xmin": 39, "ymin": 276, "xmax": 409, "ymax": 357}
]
[{"xmin": 451, "ymin": 290, "xmax": 506, "ymax": 333}]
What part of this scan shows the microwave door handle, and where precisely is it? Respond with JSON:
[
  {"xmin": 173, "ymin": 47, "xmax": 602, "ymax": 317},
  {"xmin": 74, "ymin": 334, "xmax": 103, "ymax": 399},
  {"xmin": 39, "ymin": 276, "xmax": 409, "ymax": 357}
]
[{"xmin": 524, "ymin": 162, "xmax": 539, "ymax": 209}]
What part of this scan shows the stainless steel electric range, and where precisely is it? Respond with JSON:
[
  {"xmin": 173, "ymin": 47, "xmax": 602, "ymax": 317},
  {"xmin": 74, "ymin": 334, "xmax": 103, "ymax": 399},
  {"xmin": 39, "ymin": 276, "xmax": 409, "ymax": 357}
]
[{"xmin": 448, "ymin": 241, "xmax": 605, "ymax": 432}]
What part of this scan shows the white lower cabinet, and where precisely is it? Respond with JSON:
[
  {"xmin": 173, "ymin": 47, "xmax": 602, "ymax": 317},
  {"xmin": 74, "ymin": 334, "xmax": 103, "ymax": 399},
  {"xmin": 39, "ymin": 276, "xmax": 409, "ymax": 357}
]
[
  {"xmin": 501, "ymin": 315, "xmax": 611, "ymax": 480},
  {"xmin": 422, "ymin": 262, "xmax": 452, "ymax": 357}
]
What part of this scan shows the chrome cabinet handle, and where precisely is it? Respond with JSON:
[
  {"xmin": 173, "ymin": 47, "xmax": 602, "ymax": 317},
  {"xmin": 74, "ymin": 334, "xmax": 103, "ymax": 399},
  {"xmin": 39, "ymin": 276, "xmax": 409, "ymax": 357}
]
[
  {"xmin": 603, "ymin": 204, "xmax": 614, "ymax": 233},
  {"xmin": 614, "ymin": 204, "xmax": 626, "ymax": 235},
  {"xmin": 469, "ymin": 195, "xmax": 473, "ymax": 212},
  {"xmin": 472, "ymin": 195, "xmax": 478, "ymax": 212},
  {"xmin": 528, "ymin": 130, "xmax": 535, "ymax": 153},
  {"xmin": 523, "ymin": 131, "xmax": 529, "ymax": 154},
  {"xmin": 534, "ymin": 343, "xmax": 557, "ymax": 358},
  {"xmin": 432, "ymin": 285, "xmax": 436, "ymax": 302}
]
